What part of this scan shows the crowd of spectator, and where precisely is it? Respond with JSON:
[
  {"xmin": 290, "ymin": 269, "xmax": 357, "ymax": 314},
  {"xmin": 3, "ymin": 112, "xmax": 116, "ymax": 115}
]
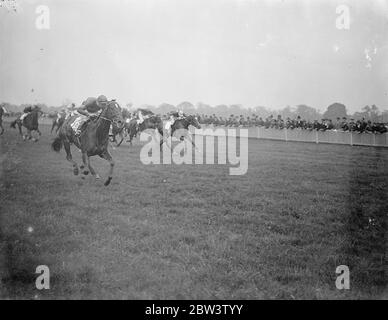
[{"xmin": 198, "ymin": 114, "xmax": 388, "ymax": 134}]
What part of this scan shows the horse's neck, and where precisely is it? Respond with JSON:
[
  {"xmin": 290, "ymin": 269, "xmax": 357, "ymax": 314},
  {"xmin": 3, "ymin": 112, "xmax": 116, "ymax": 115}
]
[
  {"xmin": 179, "ymin": 118, "xmax": 190, "ymax": 128},
  {"xmin": 95, "ymin": 116, "xmax": 111, "ymax": 142}
]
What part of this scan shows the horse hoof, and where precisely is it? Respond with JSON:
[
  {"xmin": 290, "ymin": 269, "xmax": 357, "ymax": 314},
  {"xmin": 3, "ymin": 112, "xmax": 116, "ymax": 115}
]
[
  {"xmin": 104, "ymin": 177, "xmax": 112, "ymax": 186},
  {"xmin": 73, "ymin": 168, "xmax": 79, "ymax": 175},
  {"xmin": 83, "ymin": 170, "xmax": 89, "ymax": 175},
  {"xmin": 80, "ymin": 165, "xmax": 85, "ymax": 169}
]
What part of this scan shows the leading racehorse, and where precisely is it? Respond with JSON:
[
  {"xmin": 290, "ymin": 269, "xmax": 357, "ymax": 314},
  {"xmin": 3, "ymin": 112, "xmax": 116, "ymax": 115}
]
[
  {"xmin": 10, "ymin": 108, "xmax": 42, "ymax": 141},
  {"xmin": 51, "ymin": 100, "xmax": 124, "ymax": 186}
]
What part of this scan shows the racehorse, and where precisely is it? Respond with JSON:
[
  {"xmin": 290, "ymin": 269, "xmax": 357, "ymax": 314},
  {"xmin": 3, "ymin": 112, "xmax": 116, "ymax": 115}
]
[
  {"xmin": 126, "ymin": 115, "xmax": 164, "ymax": 147},
  {"xmin": 109, "ymin": 123, "xmax": 126, "ymax": 147},
  {"xmin": 51, "ymin": 113, "xmax": 65, "ymax": 134},
  {"xmin": 167, "ymin": 115, "xmax": 202, "ymax": 148},
  {"xmin": 51, "ymin": 100, "xmax": 124, "ymax": 186},
  {"xmin": 109, "ymin": 107, "xmax": 131, "ymax": 147},
  {"xmin": 10, "ymin": 109, "xmax": 42, "ymax": 141}
]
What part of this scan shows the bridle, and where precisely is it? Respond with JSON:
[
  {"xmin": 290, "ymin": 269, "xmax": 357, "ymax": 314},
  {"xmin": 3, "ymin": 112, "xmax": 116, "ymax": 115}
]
[{"xmin": 96, "ymin": 100, "xmax": 123, "ymax": 127}]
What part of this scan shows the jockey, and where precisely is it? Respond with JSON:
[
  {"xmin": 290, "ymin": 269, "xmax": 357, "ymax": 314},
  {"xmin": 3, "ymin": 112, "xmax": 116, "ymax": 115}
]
[
  {"xmin": 20, "ymin": 105, "xmax": 35, "ymax": 121},
  {"xmin": 71, "ymin": 95, "xmax": 108, "ymax": 137},
  {"xmin": 165, "ymin": 109, "xmax": 184, "ymax": 131},
  {"xmin": 136, "ymin": 108, "xmax": 153, "ymax": 125},
  {"xmin": 65, "ymin": 103, "xmax": 76, "ymax": 119}
]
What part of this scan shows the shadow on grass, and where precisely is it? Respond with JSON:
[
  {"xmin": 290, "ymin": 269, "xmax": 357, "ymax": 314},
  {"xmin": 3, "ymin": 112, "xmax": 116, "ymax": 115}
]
[{"xmin": 342, "ymin": 148, "xmax": 387, "ymax": 297}]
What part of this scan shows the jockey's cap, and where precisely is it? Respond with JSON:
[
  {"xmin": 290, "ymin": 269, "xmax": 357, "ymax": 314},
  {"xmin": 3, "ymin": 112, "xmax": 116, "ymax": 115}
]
[{"xmin": 97, "ymin": 95, "xmax": 108, "ymax": 106}]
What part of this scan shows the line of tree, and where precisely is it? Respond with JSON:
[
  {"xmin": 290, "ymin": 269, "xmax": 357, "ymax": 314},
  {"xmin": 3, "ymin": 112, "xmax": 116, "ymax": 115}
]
[{"xmin": 1, "ymin": 101, "xmax": 388, "ymax": 123}]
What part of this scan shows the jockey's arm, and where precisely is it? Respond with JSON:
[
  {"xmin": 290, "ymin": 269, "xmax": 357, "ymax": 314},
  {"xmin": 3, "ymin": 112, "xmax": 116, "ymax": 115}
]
[{"xmin": 76, "ymin": 105, "xmax": 90, "ymax": 117}]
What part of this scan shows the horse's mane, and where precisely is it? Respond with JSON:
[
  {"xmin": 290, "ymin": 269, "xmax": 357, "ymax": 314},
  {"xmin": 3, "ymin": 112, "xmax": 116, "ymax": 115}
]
[{"xmin": 138, "ymin": 108, "xmax": 154, "ymax": 115}]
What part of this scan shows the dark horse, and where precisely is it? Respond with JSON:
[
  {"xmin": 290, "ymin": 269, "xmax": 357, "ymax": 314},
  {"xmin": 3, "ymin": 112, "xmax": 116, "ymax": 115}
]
[
  {"xmin": 51, "ymin": 101, "xmax": 124, "ymax": 186},
  {"xmin": 109, "ymin": 123, "xmax": 126, "ymax": 147},
  {"xmin": 127, "ymin": 116, "xmax": 164, "ymax": 147},
  {"xmin": 10, "ymin": 109, "xmax": 42, "ymax": 141},
  {"xmin": 167, "ymin": 115, "xmax": 202, "ymax": 148},
  {"xmin": 51, "ymin": 113, "xmax": 66, "ymax": 134}
]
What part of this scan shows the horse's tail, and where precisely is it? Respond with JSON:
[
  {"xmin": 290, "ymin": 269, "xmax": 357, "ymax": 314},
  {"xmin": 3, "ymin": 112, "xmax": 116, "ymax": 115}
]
[
  {"xmin": 51, "ymin": 136, "xmax": 63, "ymax": 152},
  {"xmin": 10, "ymin": 119, "xmax": 17, "ymax": 128}
]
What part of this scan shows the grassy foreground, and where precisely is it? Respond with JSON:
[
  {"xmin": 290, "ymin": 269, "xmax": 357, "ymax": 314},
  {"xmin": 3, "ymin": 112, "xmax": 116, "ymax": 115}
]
[{"xmin": 0, "ymin": 121, "xmax": 387, "ymax": 299}]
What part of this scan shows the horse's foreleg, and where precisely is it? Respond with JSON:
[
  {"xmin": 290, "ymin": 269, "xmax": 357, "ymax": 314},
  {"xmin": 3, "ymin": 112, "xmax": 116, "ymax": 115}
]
[
  {"xmin": 0, "ymin": 123, "xmax": 4, "ymax": 135},
  {"xmin": 64, "ymin": 141, "xmax": 79, "ymax": 175},
  {"xmin": 51, "ymin": 122, "xmax": 56, "ymax": 133},
  {"xmin": 86, "ymin": 156, "xmax": 99, "ymax": 180},
  {"xmin": 81, "ymin": 152, "xmax": 89, "ymax": 175},
  {"xmin": 99, "ymin": 151, "xmax": 114, "ymax": 186}
]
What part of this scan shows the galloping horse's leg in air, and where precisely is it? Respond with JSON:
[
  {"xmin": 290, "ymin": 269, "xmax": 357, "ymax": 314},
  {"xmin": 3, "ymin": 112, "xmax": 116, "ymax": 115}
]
[
  {"xmin": 99, "ymin": 150, "xmax": 114, "ymax": 186},
  {"xmin": 81, "ymin": 152, "xmax": 89, "ymax": 175},
  {"xmin": 63, "ymin": 140, "xmax": 79, "ymax": 175},
  {"xmin": 86, "ymin": 155, "xmax": 99, "ymax": 180}
]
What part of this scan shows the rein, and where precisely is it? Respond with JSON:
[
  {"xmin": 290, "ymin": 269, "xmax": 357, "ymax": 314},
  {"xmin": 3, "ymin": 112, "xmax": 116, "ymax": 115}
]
[{"xmin": 95, "ymin": 101, "xmax": 118, "ymax": 123}]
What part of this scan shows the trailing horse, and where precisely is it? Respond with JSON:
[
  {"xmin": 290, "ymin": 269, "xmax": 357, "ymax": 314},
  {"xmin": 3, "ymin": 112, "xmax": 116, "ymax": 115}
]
[
  {"xmin": 10, "ymin": 109, "xmax": 42, "ymax": 141},
  {"xmin": 51, "ymin": 100, "xmax": 124, "ymax": 186},
  {"xmin": 166, "ymin": 115, "xmax": 202, "ymax": 148},
  {"xmin": 109, "ymin": 123, "xmax": 126, "ymax": 147},
  {"xmin": 109, "ymin": 106, "xmax": 131, "ymax": 147},
  {"xmin": 51, "ymin": 113, "xmax": 66, "ymax": 134},
  {"xmin": 126, "ymin": 115, "xmax": 164, "ymax": 147}
]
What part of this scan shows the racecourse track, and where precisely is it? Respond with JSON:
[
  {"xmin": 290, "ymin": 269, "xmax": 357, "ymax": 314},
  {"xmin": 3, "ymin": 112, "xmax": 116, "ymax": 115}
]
[{"xmin": 0, "ymin": 120, "xmax": 387, "ymax": 299}]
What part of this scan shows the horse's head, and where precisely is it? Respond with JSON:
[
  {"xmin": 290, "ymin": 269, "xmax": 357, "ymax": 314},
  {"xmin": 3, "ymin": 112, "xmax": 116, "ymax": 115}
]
[
  {"xmin": 101, "ymin": 100, "xmax": 124, "ymax": 129},
  {"xmin": 187, "ymin": 115, "xmax": 201, "ymax": 129}
]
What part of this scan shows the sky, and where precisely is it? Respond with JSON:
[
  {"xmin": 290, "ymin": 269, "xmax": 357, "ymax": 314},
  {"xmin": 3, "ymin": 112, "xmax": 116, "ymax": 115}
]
[{"xmin": 0, "ymin": 0, "xmax": 387, "ymax": 113}]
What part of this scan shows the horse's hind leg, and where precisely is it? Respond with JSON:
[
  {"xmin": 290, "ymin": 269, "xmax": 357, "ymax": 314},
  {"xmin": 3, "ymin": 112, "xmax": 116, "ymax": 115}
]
[
  {"xmin": 99, "ymin": 151, "xmax": 114, "ymax": 186},
  {"xmin": 64, "ymin": 140, "xmax": 79, "ymax": 175}
]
